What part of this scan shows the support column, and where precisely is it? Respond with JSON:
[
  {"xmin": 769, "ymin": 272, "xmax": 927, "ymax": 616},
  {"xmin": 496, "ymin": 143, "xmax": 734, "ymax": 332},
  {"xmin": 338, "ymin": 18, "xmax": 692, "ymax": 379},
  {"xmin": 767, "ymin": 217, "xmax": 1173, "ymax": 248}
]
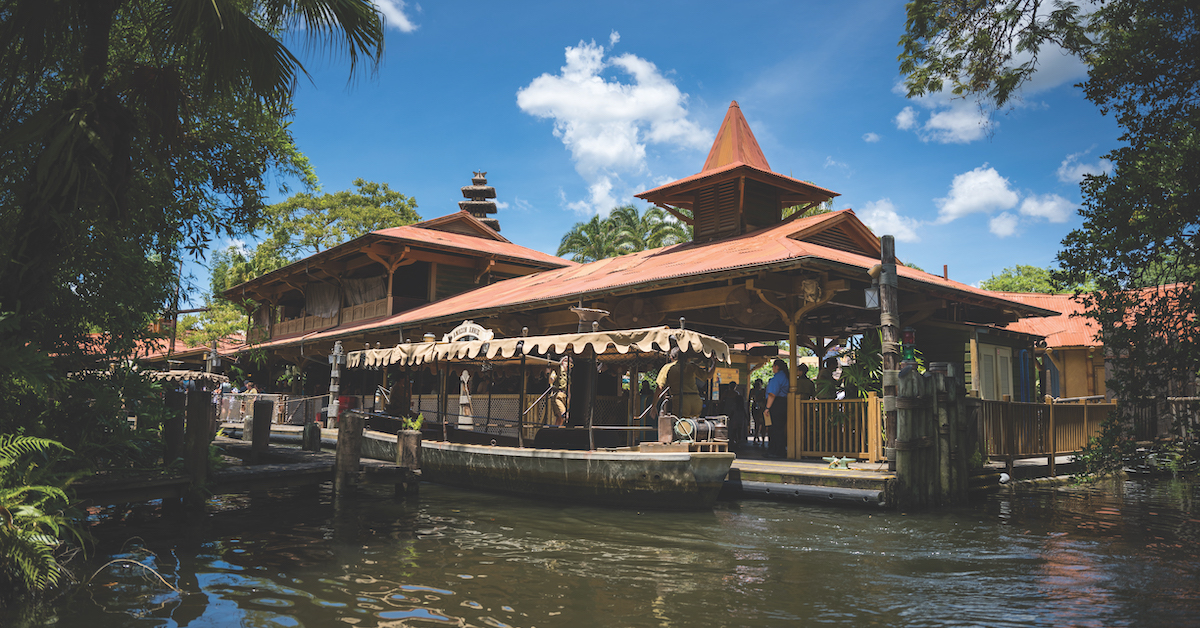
[
  {"xmin": 788, "ymin": 321, "xmax": 798, "ymax": 459},
  {"xmin": 251, "ymin": 399, "xmax": 273, "ymax": 464},
  {"xmin": 880, "ymin": 235, "xmax": 901, "ymax": 464},
  {"xmin": 185, "ymin": 388, "xmax": 211, "ymax": 507}
]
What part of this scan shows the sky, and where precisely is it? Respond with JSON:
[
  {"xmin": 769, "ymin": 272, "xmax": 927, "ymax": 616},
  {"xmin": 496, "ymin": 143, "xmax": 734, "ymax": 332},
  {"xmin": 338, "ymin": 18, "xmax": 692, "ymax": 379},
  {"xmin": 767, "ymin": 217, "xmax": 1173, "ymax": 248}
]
[{"xmin": 190, "ymin": 0, "xmax": 1120, "ymax": 305}]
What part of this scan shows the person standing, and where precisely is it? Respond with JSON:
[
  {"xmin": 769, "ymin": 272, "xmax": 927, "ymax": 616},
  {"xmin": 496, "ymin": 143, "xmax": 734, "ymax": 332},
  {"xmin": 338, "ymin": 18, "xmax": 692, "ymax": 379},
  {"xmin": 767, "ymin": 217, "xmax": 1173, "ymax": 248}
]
[
  {"xmin": 765, "ymin": 359, "xmax": 789, "ymax": 458},
  {"xmin": 548, "ymin": 357, "xmax": 569, "ymax": 426},
  {"xmin": 749, "ymin": 378, "xmax": 766, "ymax": 447},
  {"xmin": 655, "ymin": 348, "xmax": 713, "ymax": 418}
]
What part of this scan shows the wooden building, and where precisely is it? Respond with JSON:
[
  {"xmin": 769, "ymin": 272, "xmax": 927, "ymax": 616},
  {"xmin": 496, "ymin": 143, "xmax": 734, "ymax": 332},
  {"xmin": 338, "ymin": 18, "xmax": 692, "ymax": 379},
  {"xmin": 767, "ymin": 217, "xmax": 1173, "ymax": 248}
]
[{"xmin": 220, "ymin": 101, "xmax": 1059, "ymax": 457}]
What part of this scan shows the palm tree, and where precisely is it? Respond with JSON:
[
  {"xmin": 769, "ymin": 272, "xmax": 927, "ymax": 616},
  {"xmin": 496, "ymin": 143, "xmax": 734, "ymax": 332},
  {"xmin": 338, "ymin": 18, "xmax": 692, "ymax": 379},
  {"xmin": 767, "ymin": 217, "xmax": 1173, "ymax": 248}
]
[
  {"xmin": 557, "ymin": 215, "xmax": 625, "ymax": 263},
  {"xmin": 610, "ymin": 204, "xmax": 690, "ymax": 251}
]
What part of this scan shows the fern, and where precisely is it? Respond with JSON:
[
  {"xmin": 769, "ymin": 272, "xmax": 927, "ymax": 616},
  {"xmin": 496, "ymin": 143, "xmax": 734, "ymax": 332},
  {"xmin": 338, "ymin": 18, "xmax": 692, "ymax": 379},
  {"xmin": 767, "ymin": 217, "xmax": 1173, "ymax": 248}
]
[{"xmin": 0, "ymin": 435, "xmax": 82, "ymax": 599}]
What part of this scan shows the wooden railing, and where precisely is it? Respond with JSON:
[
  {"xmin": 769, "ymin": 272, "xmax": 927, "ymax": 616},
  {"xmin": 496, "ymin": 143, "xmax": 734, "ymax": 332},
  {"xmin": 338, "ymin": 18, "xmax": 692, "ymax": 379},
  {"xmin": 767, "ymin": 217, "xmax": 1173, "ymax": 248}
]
[
  {"xmin": 980, "ymin": 396, "xmax": 1114, "ymax": 472},
  {"xmin": 793, "ymin": 394, "xmax": 883, "ymax": 462},
  {"xmin": 272, "ymin": 313, "xmax": 338, "ymax": 338}
]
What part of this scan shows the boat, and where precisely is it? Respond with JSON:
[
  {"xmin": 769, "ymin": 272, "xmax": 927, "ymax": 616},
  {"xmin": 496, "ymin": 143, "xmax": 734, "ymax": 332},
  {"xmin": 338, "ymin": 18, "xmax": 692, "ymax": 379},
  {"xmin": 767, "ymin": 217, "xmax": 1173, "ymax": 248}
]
[{"xmin": 346, "ymin": 322, "xmax": 736, "ymax": 509}]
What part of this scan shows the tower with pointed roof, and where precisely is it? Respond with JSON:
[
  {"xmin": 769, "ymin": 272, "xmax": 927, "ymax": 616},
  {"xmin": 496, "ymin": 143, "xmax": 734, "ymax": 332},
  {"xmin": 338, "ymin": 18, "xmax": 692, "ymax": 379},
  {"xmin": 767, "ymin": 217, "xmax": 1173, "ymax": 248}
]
[
  {"xmin": 459, "ymin": 171, "xmax": 501, "ymax": 232},
  {"xmin": 637, "ymin": 101, "xmax": 839, "ymax": 243}
]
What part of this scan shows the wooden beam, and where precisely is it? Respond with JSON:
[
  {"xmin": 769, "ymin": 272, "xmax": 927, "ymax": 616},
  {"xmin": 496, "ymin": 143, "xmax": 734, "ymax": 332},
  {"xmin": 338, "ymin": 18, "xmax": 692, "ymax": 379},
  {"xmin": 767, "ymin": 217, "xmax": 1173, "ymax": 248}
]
[
  {"xmin": 654, "ymin": 202, "xmax": 694, "ymax": 225},
  {"xmin": 653, "ymin": 285, "xmax": 736, "ymax": 313},
  {"xmin": 474, "ymin": 258, "xmax": 495, "ymax": 284}
]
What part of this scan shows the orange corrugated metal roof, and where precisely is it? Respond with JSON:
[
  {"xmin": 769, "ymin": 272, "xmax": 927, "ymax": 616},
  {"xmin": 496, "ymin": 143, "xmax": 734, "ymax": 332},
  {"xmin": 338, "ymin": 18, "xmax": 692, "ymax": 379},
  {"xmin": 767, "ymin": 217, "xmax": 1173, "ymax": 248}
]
[
  {"xmin": 372, "ymin": 218, "xmax": 574, "ymax": 268},
  {"xmin": 703, "ymin": 101, "xmax": 771, "ymax": 172},
  {"xmin": 246, "ymin": 210, "xmax": 1058, "ymax": 351},
  {"xmin": 995, "ymin": 292, "xmax": 1098, "ymax": 347}
]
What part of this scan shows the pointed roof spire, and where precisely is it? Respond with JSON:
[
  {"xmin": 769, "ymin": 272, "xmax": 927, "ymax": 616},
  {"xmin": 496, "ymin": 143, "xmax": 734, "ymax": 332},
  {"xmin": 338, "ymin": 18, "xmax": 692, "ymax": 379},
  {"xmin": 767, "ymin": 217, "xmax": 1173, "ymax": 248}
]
[{"xmin": 702, "ymin": 101, "xmax": 770, "ymax": 173}]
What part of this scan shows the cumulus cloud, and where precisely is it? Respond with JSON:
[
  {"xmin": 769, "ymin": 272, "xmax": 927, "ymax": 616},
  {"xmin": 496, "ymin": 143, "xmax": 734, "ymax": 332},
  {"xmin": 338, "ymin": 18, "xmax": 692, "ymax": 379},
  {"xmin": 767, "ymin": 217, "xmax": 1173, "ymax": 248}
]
[
  {"xmin": 517, "ymin": 39, "xmax": 709, "ymax": 214},
  {"xmin": 1019, "ymin": 193, "xmax": 1074, "ymax": 222},
  {"xmin": 1057, "ymin": 149, "xmax": 1113, "ymax": 183},
  {"xmin": 934, "ymin": 166, "xmax": 1019, "ymax": 223},
  {"xmin": 375, "ymin": 0, "xmax": 418, "ymax": 32},
  {"xmin": 823, "ymin": 156, "xmax": 850, "ymax": 173},
  {"xmin": 894, "ymin": 106, "xmax": 918, "ymax": 131},
  {"xmin": 989, "ymin": 212, "xmax": 1020, "ymax": 237},
  {"xmin": 862, "ymin": 132, "xmax": 881, "ymax": 143},
  {"xmin": 859, "ymin": 199, "xmax": 921, "ymax": 242},
  {"xmin": 609, "ymin": 30, "xmax": 620, "ymax": 47}
]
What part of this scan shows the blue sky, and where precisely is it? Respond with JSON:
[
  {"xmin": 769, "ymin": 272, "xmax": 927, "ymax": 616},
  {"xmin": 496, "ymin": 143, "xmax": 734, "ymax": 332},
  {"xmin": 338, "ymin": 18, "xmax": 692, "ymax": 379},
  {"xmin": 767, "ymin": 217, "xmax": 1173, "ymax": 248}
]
[{"xmin": 191, "ymin": 1, "xmax": 1119, "ymax": 304}]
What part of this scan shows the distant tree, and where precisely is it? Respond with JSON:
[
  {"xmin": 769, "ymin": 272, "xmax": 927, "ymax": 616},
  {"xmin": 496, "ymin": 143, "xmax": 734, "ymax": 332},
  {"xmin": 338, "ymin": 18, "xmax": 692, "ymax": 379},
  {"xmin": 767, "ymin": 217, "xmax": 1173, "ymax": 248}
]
[
  {"xmin": 264, "ymin": 179, "xmax": 420, "ymax": 257},
  {"xmin": 557, "ymin": 215, "xmax": 624, "ymax": 263},
  {"xmin": 610, "ymin": 205, "xmax": 689, "ymax": 252},
  {"xmin": 982, "ymin": 265, "xmax": 1061, "ymax": 293},
  {"xmin": 783, "ymin": 199, "xmax": 834, "ymax": 219}
]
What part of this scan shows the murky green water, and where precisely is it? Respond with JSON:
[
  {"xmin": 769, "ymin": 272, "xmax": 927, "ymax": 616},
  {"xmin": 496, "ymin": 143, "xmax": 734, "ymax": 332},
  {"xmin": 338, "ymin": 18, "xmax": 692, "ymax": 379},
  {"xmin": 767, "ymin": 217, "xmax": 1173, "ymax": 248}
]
[{"xmin": 9, "ymin": 476, "xmax": 1199, "ymax": 627}]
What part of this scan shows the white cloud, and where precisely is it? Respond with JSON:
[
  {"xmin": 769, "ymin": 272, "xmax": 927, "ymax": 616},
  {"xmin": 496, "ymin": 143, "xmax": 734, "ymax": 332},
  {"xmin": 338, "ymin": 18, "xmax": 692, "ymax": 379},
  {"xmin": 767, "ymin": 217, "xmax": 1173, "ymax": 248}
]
[
  {"xmin": 823, "ymin": 156, "xmax": 850, "ymax": 172},
  {"xmin": 934, "ymin": 166, "xmax": 1019, "ymax": 223},
  {"xmin": 375, "ymin": 0, "xmax": 418, "ymax": 32},
  {"xmin": 893, "ymin": 86, "xmax": 994, "ymax": 144},
  {"xmin": 859, "ymin": 198, "xmax": 921, "ymax": 242},
  {"xmin": 989, "ymin": 212, "xmax": 1020, "ymax": 237},
  {"xmin": 894, "ymin": 106, "xmax": 918, "ymax": 131},
  {"xmin": 1019, "ymin": 193, "xmax": 1074, "ymax": 222},
  {"xmin": 862, "ymin": 132, "xmax": 881, "ymax": 143},
  {"xmin": 609, "ymin": 30, "xmax": 620, "ymax": 47},
  {"xmin": 517, "ymin": 40, "xmax": 709, "ymax": 214},
  {"xmin": 1057, "ymin": 149, "xmax": 1113, "ymax": 183}
]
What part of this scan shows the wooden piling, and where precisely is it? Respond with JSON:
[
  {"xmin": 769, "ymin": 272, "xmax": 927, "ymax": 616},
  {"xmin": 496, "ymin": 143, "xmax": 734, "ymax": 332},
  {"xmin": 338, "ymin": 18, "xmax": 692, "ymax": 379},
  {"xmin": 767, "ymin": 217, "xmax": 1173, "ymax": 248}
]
[
  {"xmin": 335, "ymin": 410, "xmax": 364, "ymax": 495},
  {"xmin": 163, "ymin": 389, "xmax": 186, "ymax": 466},
  {"xmin": 185, "ymin": 388, "xmax": 211, "ymax": 503},
  {"xmin": 1046, "ymin": 394, "xmax": 1056, "ymax": 477},
  {"xmin": 895, "ymin": 368, "xmax": 919, "ymax": 508},
  {"xmin": 880, "ymin": 236, "xmax": 901, "ymax": 461},
  {"xmin": 395, "ymin": 429, "xmax": 421, "ymax": 497},
  {"xmin": 251, "ymin": 400, "xmax": 273, "ymax": 464},
  {"xmin": 936, "ymin": 371, "xmax": 951, "ymax": 504},
  {"xmin": 302, "ymin": 420, "xmax": 322, "ymax": 452}
]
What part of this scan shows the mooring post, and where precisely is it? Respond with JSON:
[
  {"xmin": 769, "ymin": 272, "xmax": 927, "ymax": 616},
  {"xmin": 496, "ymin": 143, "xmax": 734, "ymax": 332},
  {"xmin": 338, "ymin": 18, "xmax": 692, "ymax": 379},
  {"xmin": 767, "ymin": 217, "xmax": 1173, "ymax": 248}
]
[
  {"xmin": 395, "ymin": 427, "xmax": 421, "ymax": 498},
  {"xmin": 251, "ymin": 399, "xmax": 273, "ymax": 464},
  {"xmin": 335, "ymin": 410, "xmax": 364, "ymax": 495},
  {"xmin": 185, "ymin": 387, "xmax": 211, "ymax": 504},
  {"xmin": 302, "ymin": 418, "xmax": 322, "ymax": 452},
  {"xmin": 163, "ymin": 389, "xmax": 186, "ymax": 467},
  {"xmin": 895, "ymin": 367, "xmax": 921, "ymax": 509},
  {"xmin": 935, "ymin": 369, "xmax": 951, "ymax": 505}
]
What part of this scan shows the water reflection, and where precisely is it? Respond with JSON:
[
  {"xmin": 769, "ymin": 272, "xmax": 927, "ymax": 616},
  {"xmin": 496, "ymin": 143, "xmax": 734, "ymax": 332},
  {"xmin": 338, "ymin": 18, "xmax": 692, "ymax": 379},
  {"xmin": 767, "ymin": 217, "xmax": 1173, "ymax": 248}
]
[{"xmin": 7, "ymin": 476, "xmax": 1199, "ymax": 627}]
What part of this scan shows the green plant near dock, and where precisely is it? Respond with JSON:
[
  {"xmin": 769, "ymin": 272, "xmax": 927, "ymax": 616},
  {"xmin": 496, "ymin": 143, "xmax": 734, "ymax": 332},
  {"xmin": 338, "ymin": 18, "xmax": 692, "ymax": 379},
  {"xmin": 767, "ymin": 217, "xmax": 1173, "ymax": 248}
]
[
  {"xmin": 0, "ymin": 435, "xmax": 87, "ymax": 604},
  {"xmin": 401, "ymin": 414, "xmax": 424, "ymax": 432}
]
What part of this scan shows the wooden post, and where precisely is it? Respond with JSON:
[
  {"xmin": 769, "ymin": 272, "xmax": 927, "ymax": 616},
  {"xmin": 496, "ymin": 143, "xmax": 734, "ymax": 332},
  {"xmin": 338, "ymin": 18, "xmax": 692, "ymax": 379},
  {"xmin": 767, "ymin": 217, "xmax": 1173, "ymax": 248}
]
[
  {"xmin": 395, "ymin": 428, "xmax": 421, "ymax": 497},
  {"xmin": 880, "ymin": 236, "xmax": 901, "ymax": 464},
  {"xmin": 439, "ymin": 365, "xmax": 449, "ymax": 442},
  {"xmin": 335, "ymin": 410, "xmax": 364, "ymax": 495},
  {"xmin": 867, "ymin": 392, "xmax": 881, "ymax": 462},
  {"xmin": 586, "ymin": 348, "xmax": 597, "ymax": 451},
  {"xmin": 185, "ymin": 388, "xmax": 211, "ymax": 502},
  {"xmin": 251, "ymin": 399, "xmax": 273, "ymax": 464},
  {"xmin": 303, "ymin": 419, "xmax": 322, "ymax": 452},
  {"xmin": 788, "ymin": 321, "xmax": 798, "ymax": 459},
  {"xmin": 935, "ymin": 371, "xmax": 951, "ymax": 505},
  {"xmin": 1046, "ymin": 394, "xmax": 1056, "ymax": 477},
  {"xmin": 518, "ymin": 355, "xmax": 528, "ymax": 448},
  {"xmin": 895, "ymin": 367, "xmax": 920, "ymax": 508},
  {"xmin": 163, "ymin": 389, "xmax": 186, "ymax": 467}
]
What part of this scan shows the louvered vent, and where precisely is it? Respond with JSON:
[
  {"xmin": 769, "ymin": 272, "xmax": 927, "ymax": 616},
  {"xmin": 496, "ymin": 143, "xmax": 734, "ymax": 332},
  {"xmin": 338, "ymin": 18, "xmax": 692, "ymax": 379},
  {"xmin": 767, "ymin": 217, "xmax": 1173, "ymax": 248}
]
[
  {"xmin": 802, "ymin": 225, "xmax": 874, "ymax": 256},
  {"xmin": 693, "ymin": 180, "xmax": 741, "ymax": 241}
]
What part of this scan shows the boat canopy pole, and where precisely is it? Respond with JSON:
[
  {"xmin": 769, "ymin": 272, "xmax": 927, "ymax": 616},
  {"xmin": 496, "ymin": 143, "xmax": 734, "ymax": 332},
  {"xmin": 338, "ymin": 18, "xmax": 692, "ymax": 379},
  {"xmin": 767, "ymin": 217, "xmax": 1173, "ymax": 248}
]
[{"xmin": 519, "ymin": 354, "xmax": 527, "ymax": 448}]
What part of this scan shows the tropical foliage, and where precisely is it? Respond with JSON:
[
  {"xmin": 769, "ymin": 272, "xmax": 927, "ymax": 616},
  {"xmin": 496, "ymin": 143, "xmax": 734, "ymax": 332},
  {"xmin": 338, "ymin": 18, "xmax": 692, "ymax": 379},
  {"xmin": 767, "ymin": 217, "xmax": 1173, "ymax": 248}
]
[
  {"xmin": 0, "ymin": 435, "xmax": 84, "ymax": 602},
  {"xmin": 0, "ymin": 0, "xmax": 388, "ymax": 601},
  {"xmin": 980, "ymin": 264, "xmax": 1094, "ymax": 294},
  {"xmin": 556, "ymin": 204, "xmax": 689, "ymax": 262},
  {"xmin": 900, "ymin": 0, "xmax": 1199, "ymax": 470}
]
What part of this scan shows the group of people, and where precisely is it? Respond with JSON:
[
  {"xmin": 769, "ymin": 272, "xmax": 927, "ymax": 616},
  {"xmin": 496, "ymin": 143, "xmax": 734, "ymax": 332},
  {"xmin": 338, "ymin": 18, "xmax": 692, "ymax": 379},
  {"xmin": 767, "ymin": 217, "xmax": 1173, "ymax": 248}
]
[{"xmin": 746, "ymin": 357, "xmax": 844, "ymax": 458}]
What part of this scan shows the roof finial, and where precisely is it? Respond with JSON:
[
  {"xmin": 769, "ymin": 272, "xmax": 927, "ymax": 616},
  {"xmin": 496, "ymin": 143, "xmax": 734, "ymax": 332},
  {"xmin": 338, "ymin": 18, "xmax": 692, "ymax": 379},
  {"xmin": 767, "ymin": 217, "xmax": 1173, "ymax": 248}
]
[{"xmin": 460, "ymin": 172, "xmax": 500, "ymax": 232}]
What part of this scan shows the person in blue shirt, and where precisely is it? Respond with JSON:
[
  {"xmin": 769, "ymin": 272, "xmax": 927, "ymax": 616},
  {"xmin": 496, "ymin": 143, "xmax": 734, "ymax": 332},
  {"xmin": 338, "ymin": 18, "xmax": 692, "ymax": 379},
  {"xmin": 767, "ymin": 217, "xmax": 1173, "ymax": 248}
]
[{"xmin": 765, "ymin": 359, "xmax": 789, "ymax": 458}]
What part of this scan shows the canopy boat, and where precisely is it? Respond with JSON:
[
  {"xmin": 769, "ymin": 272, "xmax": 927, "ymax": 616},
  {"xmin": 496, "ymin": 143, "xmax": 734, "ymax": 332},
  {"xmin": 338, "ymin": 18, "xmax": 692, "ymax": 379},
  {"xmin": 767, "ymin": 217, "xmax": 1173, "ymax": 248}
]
[{"xmin": 346, "ymin": 323, "xmax": 736, "ymax": 509}]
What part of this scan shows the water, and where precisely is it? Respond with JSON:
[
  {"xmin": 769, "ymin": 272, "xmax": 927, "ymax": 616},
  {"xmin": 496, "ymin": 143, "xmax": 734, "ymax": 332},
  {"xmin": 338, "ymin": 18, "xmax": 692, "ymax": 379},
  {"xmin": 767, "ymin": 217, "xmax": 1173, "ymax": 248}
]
[{"xmin": 10, "ymin": 476, "xmax": 1200, "ymax": 627}]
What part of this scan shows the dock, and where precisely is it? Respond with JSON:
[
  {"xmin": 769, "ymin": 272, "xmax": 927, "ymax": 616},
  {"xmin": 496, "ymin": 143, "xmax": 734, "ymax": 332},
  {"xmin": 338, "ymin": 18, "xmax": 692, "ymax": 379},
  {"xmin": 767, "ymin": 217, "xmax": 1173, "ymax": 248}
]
[
  {"xmin": 723, "ymin": 454, "xmax": 896, "ymax": 507},
  {"xmin": 73, "ymin": 435, "xmax": 419, "ymax": 507}
]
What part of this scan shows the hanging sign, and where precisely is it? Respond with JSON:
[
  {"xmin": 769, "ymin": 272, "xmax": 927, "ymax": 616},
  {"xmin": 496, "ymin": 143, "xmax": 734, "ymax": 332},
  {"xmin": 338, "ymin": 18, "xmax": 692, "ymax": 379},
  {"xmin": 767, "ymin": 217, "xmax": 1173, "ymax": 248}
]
[{"xmin": 443, "ymin": 320, "xmax": 495, "ymax": 343}]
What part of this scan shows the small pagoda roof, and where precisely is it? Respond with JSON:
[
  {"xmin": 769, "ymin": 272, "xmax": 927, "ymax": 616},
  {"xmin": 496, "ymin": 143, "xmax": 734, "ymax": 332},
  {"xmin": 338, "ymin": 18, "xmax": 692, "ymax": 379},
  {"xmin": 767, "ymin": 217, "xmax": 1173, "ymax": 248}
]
[{"xmin": 637, "ymin": 101, "xmax": 838, "ymax": 213}]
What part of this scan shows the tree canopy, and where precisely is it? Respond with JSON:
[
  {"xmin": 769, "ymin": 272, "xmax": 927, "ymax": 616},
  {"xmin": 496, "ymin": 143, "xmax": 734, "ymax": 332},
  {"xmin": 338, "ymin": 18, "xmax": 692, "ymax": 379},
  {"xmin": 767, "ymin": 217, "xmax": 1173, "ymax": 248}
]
[
  {"xmin": 0, "ymin": 1, "xmax": 389, "ymax": 584},
  {"xmin": 900, "ymin": 0, "xmax": 1199, "ymax": 468},
  {"xmin": 556, "ymin": 205, "xmax": 689, "ymax": 262},
  {"xmin": 980, "ymin": 264, "xmax": 1091, "ymax": 293}
]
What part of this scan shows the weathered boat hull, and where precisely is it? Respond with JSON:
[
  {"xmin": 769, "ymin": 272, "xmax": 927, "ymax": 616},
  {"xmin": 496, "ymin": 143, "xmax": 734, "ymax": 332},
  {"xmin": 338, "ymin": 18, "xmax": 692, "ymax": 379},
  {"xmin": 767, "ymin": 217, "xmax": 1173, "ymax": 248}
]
[{"xmin": 421, "ymin": 441, "xmax": 734, "ymax": 510}]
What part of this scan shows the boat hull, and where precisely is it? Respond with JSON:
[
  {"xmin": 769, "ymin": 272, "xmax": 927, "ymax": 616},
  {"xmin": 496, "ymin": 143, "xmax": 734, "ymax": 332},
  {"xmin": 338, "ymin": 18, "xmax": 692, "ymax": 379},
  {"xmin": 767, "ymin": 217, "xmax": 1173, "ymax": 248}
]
[{"xmin": 421, "ymin": 441, "xmax": 734, "ymax": 510}]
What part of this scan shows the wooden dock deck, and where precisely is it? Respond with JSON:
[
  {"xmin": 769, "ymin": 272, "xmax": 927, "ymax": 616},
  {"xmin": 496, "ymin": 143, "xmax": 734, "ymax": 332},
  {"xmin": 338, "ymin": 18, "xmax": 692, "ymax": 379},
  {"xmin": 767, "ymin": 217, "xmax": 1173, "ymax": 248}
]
[
  {"xmin": 722, "ymin": 455, "xmax": 896, "ymax": 507},
  {"xmin": 73, "ymin": 437, "xmax": 418, "ymax": 507}
]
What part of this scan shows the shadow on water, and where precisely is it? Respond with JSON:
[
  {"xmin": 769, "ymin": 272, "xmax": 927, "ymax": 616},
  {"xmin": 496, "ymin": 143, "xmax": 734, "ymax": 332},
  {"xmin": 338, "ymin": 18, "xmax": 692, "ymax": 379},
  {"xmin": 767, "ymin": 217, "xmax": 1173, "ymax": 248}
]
[{"xmin": 5, "ymin": 475, "xmax": 1199, "ymax": 627}]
